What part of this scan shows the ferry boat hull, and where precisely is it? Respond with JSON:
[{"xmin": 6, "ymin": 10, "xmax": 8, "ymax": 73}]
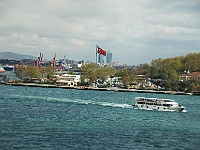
[
  {"xmin": 132, "ymin": 97, "xmax": 185, "ymax": 112},
  {"xmin": 2, "ymin": 65, "xmax": 14, "ymax": 71}
]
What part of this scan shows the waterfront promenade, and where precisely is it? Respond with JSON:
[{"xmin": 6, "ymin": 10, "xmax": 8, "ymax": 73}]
[{"xmin": 1, "ymin": 82, "xmax": 195, "ymax": 95}]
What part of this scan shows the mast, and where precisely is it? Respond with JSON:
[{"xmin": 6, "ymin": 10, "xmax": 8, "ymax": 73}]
[
  {"xmin": 53, "ymin": 53, "xmax": 56, "ymax": 70},
  {"xmin": 96, "ymin": 44, "xmax": 98, "ymax": 63}
]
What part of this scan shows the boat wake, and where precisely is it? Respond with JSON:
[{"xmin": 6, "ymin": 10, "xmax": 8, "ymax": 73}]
[
  {"xmin": 97, "ymin": 102, "xmax": 132, "ymax": 108},
  {"xmin": 12, "ymin": 94, "xmax": 133, "ymax": 109}
]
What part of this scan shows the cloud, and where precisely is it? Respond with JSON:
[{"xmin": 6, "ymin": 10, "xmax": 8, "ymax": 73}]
[{"xmin": 0, "ymin": 0, "xmax": 200, "ymax": 65}]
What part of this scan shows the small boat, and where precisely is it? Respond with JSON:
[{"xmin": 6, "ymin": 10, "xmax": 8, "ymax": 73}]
[
  {"xmin": 132, "ymin": 97, "xmax": 185, "ymax": 112},
  {"xmin": 0, "ymin": 66, "xmax": 5, "ymax": 73},
  {"xmin": 2, "ymin": 65, "xmax": 14, "ymax": 71}
]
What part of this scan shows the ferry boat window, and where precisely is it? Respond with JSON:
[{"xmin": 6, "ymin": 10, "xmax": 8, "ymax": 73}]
[
  {"xmin": 137, "ymin": 102, "xmax": 145, "ymax": 104},
  {"xmin": 163, "ymin": 104, "xmax": 171, "ymax": 107}
]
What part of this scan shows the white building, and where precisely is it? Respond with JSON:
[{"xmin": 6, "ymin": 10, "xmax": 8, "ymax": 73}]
[{"xmin": 56, "ymin": 74, "xmax": 81, "ymax": 86}]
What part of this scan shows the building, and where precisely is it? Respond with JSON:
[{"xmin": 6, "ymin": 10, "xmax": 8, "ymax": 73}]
[
  {"xmin": 98, "ymin": 54, "xmax": 104, "ymax": 64},
  {"xmin": 55, "ymin": 74, "xmax": 81, "ymax": 86},
  {"xmin": 77, "ymin": 60, "xmax": 84, "ymax": 68},
  {"xmin": 179, "ymin": 72, "xmax": 200, "ymax": 81},
  {"xmin": 106, "ymin": 52, "xmax": 112, "ymax": 64}
]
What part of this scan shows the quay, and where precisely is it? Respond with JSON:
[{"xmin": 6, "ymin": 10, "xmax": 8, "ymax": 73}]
[{"xmin": 1, "ymin": 82, "xmax": 195, "ymax": 95}]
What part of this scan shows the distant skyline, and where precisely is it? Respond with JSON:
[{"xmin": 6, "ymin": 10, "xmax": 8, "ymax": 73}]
[{"xmin": 0, "ymin": 0, "xmax": 200, "ymax": 65}]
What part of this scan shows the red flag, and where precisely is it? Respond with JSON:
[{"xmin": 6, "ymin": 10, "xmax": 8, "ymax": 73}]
[{"xmin": 97, "ymin": 46, "xmax": 107, "ymax": 56}]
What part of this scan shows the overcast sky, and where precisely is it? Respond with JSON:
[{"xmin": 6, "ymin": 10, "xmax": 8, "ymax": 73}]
[{"xmin": 0, "ymin": 0, "xmax": 200, "ymax": 65}]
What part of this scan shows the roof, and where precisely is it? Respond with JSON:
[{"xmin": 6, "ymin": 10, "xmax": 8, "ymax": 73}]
[{"xmin": 181, "ymin": 72, "xmax": 200, "ymax": 77}]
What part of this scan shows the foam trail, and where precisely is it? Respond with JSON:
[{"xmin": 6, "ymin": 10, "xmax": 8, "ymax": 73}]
[
  {"xmin": 97, "ymin": 102, "xmax": 132, "ymax": 108},
  {"xmin": 12, "ymin": 94, "xmax": 133, "ymax": 109}
]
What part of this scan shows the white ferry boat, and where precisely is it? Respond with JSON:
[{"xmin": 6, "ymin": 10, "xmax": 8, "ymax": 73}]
[{"xmin": 132, "ymin": 97, "xmax": 185, "ymax": 112}]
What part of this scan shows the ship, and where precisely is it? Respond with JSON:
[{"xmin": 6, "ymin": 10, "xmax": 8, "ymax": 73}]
[
  {"xmin": 132, "ymin": 97, "xmax": 185, "ymax": 112},
  {"xmin": 2, "ymin": 65, "xmax": 14, "ymax": 71},
  {"xmin": 0, "ymin": 66, "xmax": 5, "ymax": 72}
]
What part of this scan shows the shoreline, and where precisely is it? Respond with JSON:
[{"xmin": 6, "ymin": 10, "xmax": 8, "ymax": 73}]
[{"xmin": 1, "ymin": 82, "xmax": 197, "ymax": 96}]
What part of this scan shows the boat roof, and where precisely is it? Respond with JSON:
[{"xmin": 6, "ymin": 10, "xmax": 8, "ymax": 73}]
[{"xmin": 135, "ymin": 97, "xmax": 174, "ymax": 102}]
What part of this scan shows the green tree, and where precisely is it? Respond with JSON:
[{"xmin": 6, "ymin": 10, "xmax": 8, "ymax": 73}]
[
  {"xmin": 150, "ymin": 58, "xmax": 163, "ymax": 79},
  {"xmin": 97, "ymin": 67, "xmax": 116, "ymax": 83},
  {"xmin": 116, "ymin": 68, "xmax": 135, "ymax": 87},
  {"xmin": 40, "ymin": 66, "xmax": 55, "ymax": 79},
  {"xmin": 150, "ymin": 57, "xmax": 181, "ymax": 80},
  {"xmin": 181, "ymin": 53, "xmax": 200, "ymax": 71},
  {"xmin": 135, "ymin": 63, "xmax": 151, "ymax": 76},
  {"xmin": 165, "ymin": 69, "xmax": 178, "ymax": 81},
  {"xmin": 26, "ymin": 66, "xmax": 42, "ymax": 79},
  {"xmin": 116, "ymin": 69, "xmax": 128, "ymax": 78},
  {"xmin": 80, "ymin": 63, "xmax": 99, "ymax": 85},
  {"xmin": 14, "ymin": 66, "xmax": 42, "ymax": 81},
  {"xmin": 14, "ymin": 66, "xmax": 28, "ymax": 80}
]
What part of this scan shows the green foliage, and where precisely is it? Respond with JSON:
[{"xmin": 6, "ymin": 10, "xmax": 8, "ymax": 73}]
[
  {"xmin": 27, "ymin": 66, "xmax": 42, "ymax": 79},
  {"xmin": 181, "ymin": 53, "xmax": 200, "ymax": 71},
  {"xmin": 149, "ymin": 53, "xmax": 200, "ymax": 80},
  {"xmin": 135, "ymin": 63, "xmax": 151, "ymax": 76},
  {"xmin": 80, "ymin": 63, "xmax": 100, "ymax": 85},
  {"xmin": 97, "ymin": 67, "xmax": 116, "ymax": 83},
  {"xmin": 116, "ymin": 68, "xmax": 135, "ymax": 87},
  {"xmin": 14, "ymin": 67, "xmax": 27, "ymax": 80},
  {"xmin": 150, "ymin": 57, "xmax": 181, "ymax": 80},
  {"xmin": 14, "ymin": 66, "xmax": 42, "ymax": 81},
  {"xmin": 14, "ymin": 66, "xmax": 55, "ymax": 82},
  {"xmin": 80, "ymin": 64, "xmax": 117, "ymax": 85},
  {"xmin": 115, "ymin": 69, "xmax": 127, "ymax": 78},
  {"xmin": 148, "ymin": 53, "xmax": 200, "ymax": 92},
  {"xmin": 40, "ymin": 66, "xmax": 55, "ymax": 79}
]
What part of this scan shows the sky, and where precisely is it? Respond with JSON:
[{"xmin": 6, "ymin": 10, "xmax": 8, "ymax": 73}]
[{"xmin": 0, "ymin": 0, "xmax": 200, "ymax": 65}]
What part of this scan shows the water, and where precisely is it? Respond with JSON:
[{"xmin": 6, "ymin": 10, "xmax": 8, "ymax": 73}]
[{"xmin": 0, "ymin": 84, "xmax": 200, "ymax": 150}]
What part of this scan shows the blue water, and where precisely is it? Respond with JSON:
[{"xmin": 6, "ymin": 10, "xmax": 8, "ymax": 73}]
[{"xmin": 0, "ymin": 84, "xmax": 200, "ymax": 150}]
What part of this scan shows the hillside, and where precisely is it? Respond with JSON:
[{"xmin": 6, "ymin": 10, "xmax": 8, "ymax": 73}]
[{"xmin": 0, "ymin": 52, "xmax": 37, "ymax": 60}]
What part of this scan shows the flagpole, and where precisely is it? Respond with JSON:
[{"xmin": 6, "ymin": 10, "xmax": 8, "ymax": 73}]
[{"xmin": 96, "ymin": 44, "xmax": 97, "ymax": 63}]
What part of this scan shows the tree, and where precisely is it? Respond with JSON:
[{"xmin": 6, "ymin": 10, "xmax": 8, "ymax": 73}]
[
  {"xmin": 166, "ymin": 69, "xmax": 178, "ymax": 81},
  {"xmin": 97, "ymin": 67, "xmax": 116, "ymax": 83},
  {"xmin": 181, "ymin": 53, "xmax": 200, "ymax": 72},
  {"xmin": 116, "ymin": 69, "xmax": 128, "ymax": 78},
  {"xmin": 135, "ymin": 63, "xmax": 151, "ymax": 76},
  {"xmin": 14, "ymin": 66, "xmax": 42, "ymax": 81},
  {"xmin": 116, "ymin": 68, "xmax": 135, "ymax": 87},
  {"xmin": 14, "ymin": 66, "xmax": 28, "ymax": 80},
  {"xmin": 26, "ymin": 66, "xmax": 42, "ymax": 79},
  {"xmin": 149, "ymin": 57, "xmax": 182, "ymax": 80},
  {"xmin": 40, "ymin": 66, "xmax": 55, "ymax": 79},
  {"xmin": 150, "ymin": 58, "xmax": 163, "ymax": 79},
  {"xmin": 80, "ymin": 63, "xmax": 99, "ymax": 85}
]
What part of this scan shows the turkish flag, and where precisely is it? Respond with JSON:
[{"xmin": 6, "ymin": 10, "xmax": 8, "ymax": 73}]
[{"xmin": 97, "ymin": 46, "xmax": 107, "ymax": 56}]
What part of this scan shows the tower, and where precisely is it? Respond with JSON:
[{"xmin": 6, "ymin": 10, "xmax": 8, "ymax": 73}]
[{"xmin": 106, "ymin": 51, "xmax": 112, "ymax": 64}]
